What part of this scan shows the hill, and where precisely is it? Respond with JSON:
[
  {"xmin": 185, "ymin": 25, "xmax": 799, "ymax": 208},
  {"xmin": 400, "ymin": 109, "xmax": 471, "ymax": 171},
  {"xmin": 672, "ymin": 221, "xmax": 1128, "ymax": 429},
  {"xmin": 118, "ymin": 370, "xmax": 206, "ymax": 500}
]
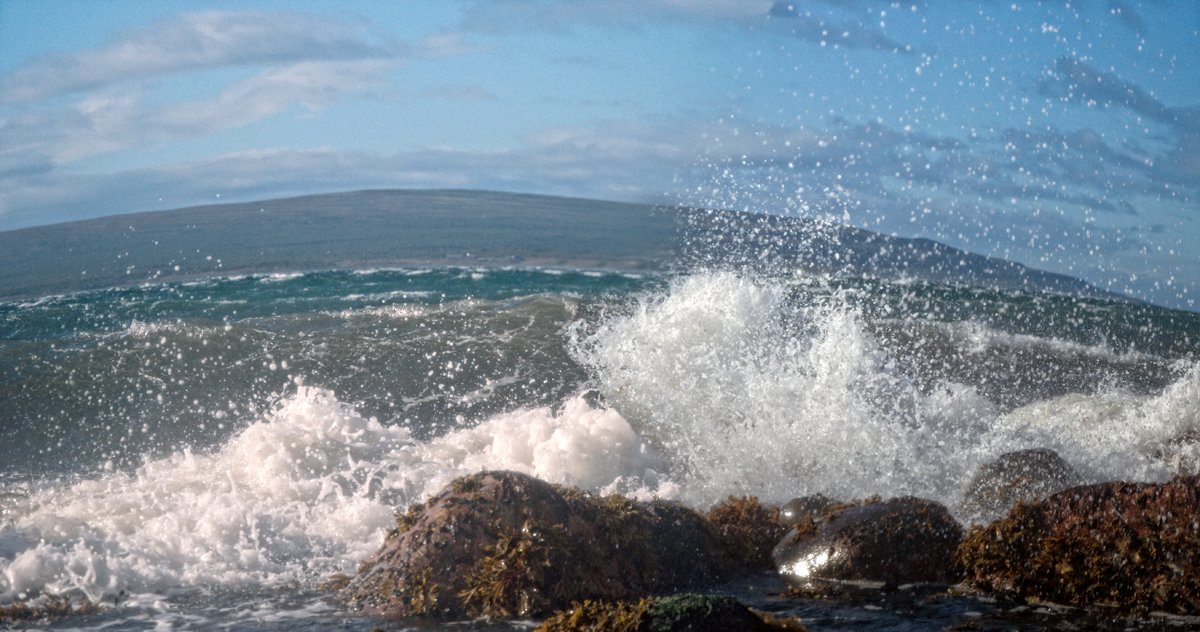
[{"xmin": 0, "ymin": 189, "xmax": 1120, "ymax": 302}]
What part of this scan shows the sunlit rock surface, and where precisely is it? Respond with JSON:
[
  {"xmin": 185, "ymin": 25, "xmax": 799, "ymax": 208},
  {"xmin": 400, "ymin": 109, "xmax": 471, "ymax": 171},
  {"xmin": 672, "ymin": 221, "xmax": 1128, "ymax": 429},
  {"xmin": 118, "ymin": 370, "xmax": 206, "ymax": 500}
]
[
  {"xmin": 345, "ymin": 470, "xmax": 734, "ymax": 618},
  {"xmin": 958, "ymin": 474, "xmax": 1200, "ymax": 615},
  {"xmin": 777, "ymin": 495, "xmax": 837, "ymax": 527},
  {"xmin": 772, "ymin": 497, "xmax": 963, "ymax": 587},
  {"xmin": 956, "ymin": 448, "xmax": 1080, "ymax": 524}
]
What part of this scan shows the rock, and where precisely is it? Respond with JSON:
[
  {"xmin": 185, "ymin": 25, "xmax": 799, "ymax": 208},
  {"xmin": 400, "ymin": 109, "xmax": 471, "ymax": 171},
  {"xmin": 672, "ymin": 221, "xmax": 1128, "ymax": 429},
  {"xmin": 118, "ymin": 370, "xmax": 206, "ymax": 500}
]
[
  {"xmin": 1154, "ymin": 428, "xmax": 1199, "ymax": 475},
  {"xmin": 535, "ymin": 594, "xmax": 807, "ymax": 631},
  {"xmin": 772, "ymin": 496, "xmax": 963, "ymax": 587},
  {"xmin": 777, "ymin": 495, "xmax": 836, "ymax": 526},
  {"xmin": 344, "ymin": 470, "xmax": 734, "ymax": 618},
  {"xmin": 0, "ymin": 597, "xmax": 99, "ymax": 625},
  {"xmin": 956, "ymin": 448, "xmax": 1079, "ymax": 524},
  {"xmin": 957, "ymin": 474, "xmax": 1200, "ymax": 615},
  {"xmin": 706, "ymin": 496, "xmax": 787, "ymax": 569}
]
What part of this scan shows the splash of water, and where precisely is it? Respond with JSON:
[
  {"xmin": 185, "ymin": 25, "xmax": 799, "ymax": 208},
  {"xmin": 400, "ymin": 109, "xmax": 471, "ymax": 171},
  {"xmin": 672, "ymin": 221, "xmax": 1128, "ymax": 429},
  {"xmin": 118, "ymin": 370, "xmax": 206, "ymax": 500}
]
[
  {"xmin": 573, "ymin": 270, "xmax": 1198, "ymax": 507},
  {"xmin": 0, "ymin": 386, "xmax": 664, "ymax": 603}
]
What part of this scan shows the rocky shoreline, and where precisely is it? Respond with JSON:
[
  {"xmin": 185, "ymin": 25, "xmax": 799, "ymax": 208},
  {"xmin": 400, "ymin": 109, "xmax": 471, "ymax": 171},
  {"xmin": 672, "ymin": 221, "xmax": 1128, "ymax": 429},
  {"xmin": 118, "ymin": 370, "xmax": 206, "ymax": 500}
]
[
  {"xmin": 5, "ymin": 454, "xmax": 1197, "ymax": 630},
  {"xmin": 335, "ymin": 453, "xmax": 1199, "ymax": 630}
]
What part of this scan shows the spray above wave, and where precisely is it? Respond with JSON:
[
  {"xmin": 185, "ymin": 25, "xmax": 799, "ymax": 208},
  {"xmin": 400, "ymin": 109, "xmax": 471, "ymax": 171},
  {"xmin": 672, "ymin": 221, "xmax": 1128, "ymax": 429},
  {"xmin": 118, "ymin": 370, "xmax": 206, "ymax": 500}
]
[{"xmin": 573, "ymin": 271, "xmax": 1199, "ymax": 508}]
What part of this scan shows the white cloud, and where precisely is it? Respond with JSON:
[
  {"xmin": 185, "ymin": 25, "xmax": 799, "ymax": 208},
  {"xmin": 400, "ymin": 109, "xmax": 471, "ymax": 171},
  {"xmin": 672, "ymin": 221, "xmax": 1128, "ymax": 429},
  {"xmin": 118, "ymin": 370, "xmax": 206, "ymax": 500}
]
[
  {"xmin": 0, "ymin": 11, "xmax": 399, "ymax": 104},
  {"xmin": 0, "ymin": 60, "xmax": 394, "ymax": 169},
  {"xmin": 459, "ymin": 0, "xmax": 774, "ymax": 33}
]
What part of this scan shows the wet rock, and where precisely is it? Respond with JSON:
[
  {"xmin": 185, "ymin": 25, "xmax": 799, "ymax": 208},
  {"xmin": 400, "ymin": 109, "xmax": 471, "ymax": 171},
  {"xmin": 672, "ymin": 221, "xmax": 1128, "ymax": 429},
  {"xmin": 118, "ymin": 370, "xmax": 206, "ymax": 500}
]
[
  {"xmin": 345, "ymin": 470, "xmax": 733, "ymax": 618},
  {"xmin": 957, "ymin": 474, "xmax": 1200, "ymax": 615},
  {"xmin": 1155, "ymin": 429, "xmax": 1199, "ymax": 475},
  {"xmin": 956, "ymin": 448, "xmax": 1079, "ymax": 524},
  {"xmin": 535, "ymin": 593, "xmax": 806, "ymax": 631},
  {"xmin": 777, "ymin": 495, "xmax": 836, "ymax": 526},
  {"xmin": 706, "ymin": 496, "xmax": 787, "ymax": 569},
  {"xmin": 772, "ymin": 497, "xmax": 963, "ymax": 587},
  {"xmin": 0, "ymin": 597, "xmax": 99, "ymax": 625}
]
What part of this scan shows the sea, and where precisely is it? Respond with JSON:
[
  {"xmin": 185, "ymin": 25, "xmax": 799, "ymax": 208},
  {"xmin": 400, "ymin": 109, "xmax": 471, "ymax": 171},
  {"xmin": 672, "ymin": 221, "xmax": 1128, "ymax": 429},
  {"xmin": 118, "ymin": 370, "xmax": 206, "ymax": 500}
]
[{"xmin": 2, "ymin": 207, "xmax": 1199, "ymax": 630}]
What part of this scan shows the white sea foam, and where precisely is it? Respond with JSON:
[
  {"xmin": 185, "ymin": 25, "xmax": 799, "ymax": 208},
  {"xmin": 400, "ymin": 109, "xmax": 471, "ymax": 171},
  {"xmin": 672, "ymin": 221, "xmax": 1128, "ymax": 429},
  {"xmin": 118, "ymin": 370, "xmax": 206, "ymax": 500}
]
[
  {"xmin": 259, "ymin": 272, "xmax": 306, "ymax": 283},
  {"xmin": 0, "ymin": 387, "xmax": 665, "ymax": 605}
]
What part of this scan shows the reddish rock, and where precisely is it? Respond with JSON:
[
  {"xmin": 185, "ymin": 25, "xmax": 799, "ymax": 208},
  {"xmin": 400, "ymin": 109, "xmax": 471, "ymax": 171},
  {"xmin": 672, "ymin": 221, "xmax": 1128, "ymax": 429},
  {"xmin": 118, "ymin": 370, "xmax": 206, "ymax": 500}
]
[
  {"xmin": 772, "ymin": 497, "xmax": 963, "ymax": 587},
  {"xmin": 535, "ymin": 593, "xmax": 807, "ymax": 632},
  {"xmin": 345, "ymin": 470, "xmax": 734, "ymax": 618},
  {"xmin": 958, "ymin": 474, "xmax": 1200, "ymax": 615},
  {"xmin": 706, "ymin": 496, "xmax": 787, "ymax": 570}
]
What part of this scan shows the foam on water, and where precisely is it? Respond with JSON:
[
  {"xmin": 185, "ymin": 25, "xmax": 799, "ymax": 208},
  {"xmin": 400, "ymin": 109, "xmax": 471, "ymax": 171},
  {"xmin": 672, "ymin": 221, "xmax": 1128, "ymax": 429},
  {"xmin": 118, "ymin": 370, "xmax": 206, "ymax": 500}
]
[{"xmin": 0, "ymin": 387, "xmax": 664, "ymax": 605}]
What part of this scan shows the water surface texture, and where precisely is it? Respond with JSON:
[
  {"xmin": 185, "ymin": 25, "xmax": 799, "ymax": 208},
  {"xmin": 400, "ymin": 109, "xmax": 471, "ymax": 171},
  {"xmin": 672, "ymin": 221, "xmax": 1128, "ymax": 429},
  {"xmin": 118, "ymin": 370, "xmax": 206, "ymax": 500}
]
[{"xmin": 1, "ymin": 192, "xmax": 1198, "ymax": 630}]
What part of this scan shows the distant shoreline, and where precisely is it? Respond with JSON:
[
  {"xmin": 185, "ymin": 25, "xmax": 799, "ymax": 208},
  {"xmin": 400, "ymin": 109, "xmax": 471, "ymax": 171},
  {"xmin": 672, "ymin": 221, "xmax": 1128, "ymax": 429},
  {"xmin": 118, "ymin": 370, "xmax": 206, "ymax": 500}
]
[{"xmin": 0, "ymin": 188, "xmax": 1160, "ymax": 310}]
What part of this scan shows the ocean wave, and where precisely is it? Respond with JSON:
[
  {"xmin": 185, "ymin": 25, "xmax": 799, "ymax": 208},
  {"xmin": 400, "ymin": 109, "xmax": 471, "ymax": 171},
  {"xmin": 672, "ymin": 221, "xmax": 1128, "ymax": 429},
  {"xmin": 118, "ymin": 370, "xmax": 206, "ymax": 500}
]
[
  {"xmin": 0, "ymin": 386, "xmax": 668, "ymax": 605},
  {"xmin": 897, "ymin": 318, "xmax": 1163, "ymax": 364}
]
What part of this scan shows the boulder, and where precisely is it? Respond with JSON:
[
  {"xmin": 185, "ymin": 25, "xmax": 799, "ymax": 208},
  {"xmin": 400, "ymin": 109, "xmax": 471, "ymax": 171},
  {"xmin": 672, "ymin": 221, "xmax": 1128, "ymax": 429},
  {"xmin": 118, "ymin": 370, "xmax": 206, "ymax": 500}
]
[
  {"xmin": 345, "ymin": 470, "xmax": 734, "ymax": 618},
  {"xmin": 957, "ymin": 474, "xmax": 1200, "ymax": 615},
  {"xmin": 772, "ymin": 496, "xmax": 963, "ymax": 587},
  {"xmin": 777, "ymin": 495, "xmax": 836, "ymax": 527},
  {"xmin": 705, "ymin": 496, "xmax": 787, "ymax": 570},
  {"xmin": 956, "ymin": 448, "xmax": 1079, "ymax": 524}
]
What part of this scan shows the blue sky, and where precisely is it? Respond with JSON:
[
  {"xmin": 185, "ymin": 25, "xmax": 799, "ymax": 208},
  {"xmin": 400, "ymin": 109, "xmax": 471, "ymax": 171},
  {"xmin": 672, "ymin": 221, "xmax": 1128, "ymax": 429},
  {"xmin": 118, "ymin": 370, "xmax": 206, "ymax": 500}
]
[{"xmin": 0, "ymin": 1, "xmax": 1197, "ymax": 309}]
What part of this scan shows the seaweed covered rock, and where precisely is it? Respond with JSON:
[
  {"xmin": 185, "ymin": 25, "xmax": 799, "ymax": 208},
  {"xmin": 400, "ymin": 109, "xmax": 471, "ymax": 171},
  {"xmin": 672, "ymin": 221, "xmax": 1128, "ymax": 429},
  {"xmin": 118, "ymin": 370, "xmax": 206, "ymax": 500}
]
[
  {"xmin": 345, "ymin": 471, "xmax": 733, "ymax": 618},
  {"xmin": 956, "ymin": 448, "xmax": 1079, "ymax": 524},
  {"xmin": 772, "ymin": 496, "xmax": 963, "ymax": 587},
  {"xmin": 958, "ymin": 474, "xmax": 1200, "ymax": 615},
  {"xmin": 535, "ymin": 593, "xmax": 806, "ymax": 631},
  {"xmin": 706, "ymin": 496, "xmax": 787, "ymax": 569}
]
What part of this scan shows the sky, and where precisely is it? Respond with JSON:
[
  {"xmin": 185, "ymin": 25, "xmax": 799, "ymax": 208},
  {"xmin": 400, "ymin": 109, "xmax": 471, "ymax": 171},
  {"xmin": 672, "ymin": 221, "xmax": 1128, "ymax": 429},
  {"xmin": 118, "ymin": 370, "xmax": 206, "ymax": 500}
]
[{"xmin": 0, "ymin": 1, "xmax": 1197, "ymax": 309}]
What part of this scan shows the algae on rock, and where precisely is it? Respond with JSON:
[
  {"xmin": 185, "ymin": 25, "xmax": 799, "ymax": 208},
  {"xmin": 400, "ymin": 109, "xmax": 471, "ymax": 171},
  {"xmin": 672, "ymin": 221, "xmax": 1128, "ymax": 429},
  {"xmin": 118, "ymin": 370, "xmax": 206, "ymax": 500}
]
[
  {"xmin": 535, "ymin": 593, "xmax": 806, "ymax": 632},
  {"xmin": 345, "ymin": 470, "xmax": 737, "ymax": 618},
  {"xmin": 957, "ymin": 474, "xmax": 1200, "ymax": 615}
]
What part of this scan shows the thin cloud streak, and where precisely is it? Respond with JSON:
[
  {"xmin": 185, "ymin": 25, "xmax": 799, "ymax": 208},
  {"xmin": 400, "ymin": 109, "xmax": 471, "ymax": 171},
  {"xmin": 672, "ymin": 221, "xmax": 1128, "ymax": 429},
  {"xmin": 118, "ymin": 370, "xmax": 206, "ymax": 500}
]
[
  {"xmin": 0, "ymin": 60, "xmax": 395, "ymax": 169},
  {"xmin": 0, "ymin": 11, "xmax": 400, "ymax": 104}
]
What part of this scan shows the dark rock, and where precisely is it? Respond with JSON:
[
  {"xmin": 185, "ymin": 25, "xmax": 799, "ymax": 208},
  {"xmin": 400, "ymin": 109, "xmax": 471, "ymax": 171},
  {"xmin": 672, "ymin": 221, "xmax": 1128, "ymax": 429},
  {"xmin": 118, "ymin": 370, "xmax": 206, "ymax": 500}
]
[
  {"xmin": 957, "ymin": 474, "xmax": 1200, "ymax": 615},
  {"xmin": 778, "ymin": 495, "xmax": 836, "ymax": 526},
  {"xmin": 535, "ymin": 594, "xmax": 807, "ymax": 631},
  {"xmin": 956, "ymin": 448, "xmax": 1079, "ymax": 524},
  {"xmin": 344, "ymin": 470, "xmax": 734, "ymax": 618},
  {"xmin": 706, "ymin": 496, "xmax": 787, "ymax": 569},
  {"xmin": 772, "ymin": 496, "xmax": 963, "ymax": 587}
]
